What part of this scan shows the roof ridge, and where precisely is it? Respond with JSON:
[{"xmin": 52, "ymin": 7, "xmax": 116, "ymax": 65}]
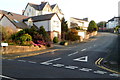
[{"xmin": 28, "ymin": 2, "xmax": 39, "ymax": 5}]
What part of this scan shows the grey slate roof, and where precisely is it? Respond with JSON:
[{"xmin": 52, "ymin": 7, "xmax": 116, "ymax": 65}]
[
  {"xmin": 51, "ymin": 4, "xmax": 56, "ymax": 9},
  {"xmin": 23, "ymin": 13, "xmax": 56, "ymax": 22},
  {"xmin": 29, "ymin": 2, "xmax": 48, "ymax": 11}
]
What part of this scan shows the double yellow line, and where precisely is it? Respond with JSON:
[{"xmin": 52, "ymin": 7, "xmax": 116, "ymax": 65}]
[
  {"xmin": 95, "ymin": 58, "xmax": 103, "ymax": 65},
  {"xmin": 95, "ymin": 58, "xmax": 120, "ymax": 74}
]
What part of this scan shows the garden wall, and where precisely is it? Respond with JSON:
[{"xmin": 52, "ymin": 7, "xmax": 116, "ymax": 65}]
[{"xmin": 1, "ymin": 45, "xmax": 46, "ymax": 54}]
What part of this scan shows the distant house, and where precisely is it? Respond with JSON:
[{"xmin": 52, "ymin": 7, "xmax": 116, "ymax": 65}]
[
  {"xmin": 0, "ymin": 10, "xmax": 28, "ymax": 31},
  {"xmin": 23, "ymin": 13, "xmax": 61, "ymax": 41},
  {"xmin": 106, "ymin": 17, "xmax": 120, "ymax": 29},
  {"xmin": 23, "ymin": 1, "xmax": 64, "ymax": 20},
  {"xmin": 68, "ymin": 17, "xmax": 89, "ymax": 30}
]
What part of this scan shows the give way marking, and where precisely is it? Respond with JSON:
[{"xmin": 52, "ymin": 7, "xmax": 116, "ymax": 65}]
[{"xmin": 73, "ymin": 56, "xmax": 88, "ymax": 62}]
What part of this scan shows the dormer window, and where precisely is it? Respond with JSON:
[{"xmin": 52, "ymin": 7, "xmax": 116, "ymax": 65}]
[{"xmin": 28, "ymin": 18, "xmax": 33, "ymax": 27}]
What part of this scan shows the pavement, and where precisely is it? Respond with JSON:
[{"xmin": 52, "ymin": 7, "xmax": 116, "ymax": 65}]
[
  {"xmin": 1, "ymin": 32, "xmax": 120, "ymax": 80},
  {"xmin": 101, "ymin": 34, "xmax": 120, "ymax": 73}
]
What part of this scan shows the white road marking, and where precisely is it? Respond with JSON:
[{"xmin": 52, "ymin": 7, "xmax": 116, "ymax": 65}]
[
  {"xmin": 65, "ymin": 66, "xmax": 78, "ymax": 70},
  {"xmin": 0, "ymin": 75, "xmax": 17, "ymax": 80},
  {"xmin": 94, "ymin": 70, "xmax": 107, "ymax": 74},
  {"xmin": 79, "ymin": 68, "xmax": 92, "ymax": 72},
  {"xmin": 109, "ymin": 73, "xmax": 120, "ymax": 77},
  {"xmin": 68, "ymin": 51, "xmax": 78, "ymax": 56},
  {"xmin": 73, "ymin": 56, "xmax": 88, "ymax": 62},
  {"xmin": 81, "ymin": 49, "xmax": 86, "ymax": 51},
  {"xmin": 53, "ymin": 64, "xmax": 64, "ymax": 67},
  {"xmin": 17, "ymin": 60, "xmax": 26, "ymax": 62},
  {"xmin": 28, "ymin": 61, "xmax": 36, "ymax": 64},
  {"xmin": 40, "ymin": 62, "xmax": 53, "ymax": 65},
  {"xmin": 41, "ymin": 57, "xmax": 62, "ymax": 63}
]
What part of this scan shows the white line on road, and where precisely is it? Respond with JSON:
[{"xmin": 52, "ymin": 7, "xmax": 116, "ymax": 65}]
[
  {"xmin": 93, "ymin": 70, "xmax": 107, "ymax": 74},
  {"xmin": 41, "ymin": 57, "xmax": 62, "ymax": 63},
  {"xmin": 68, "ymin": 51, "xmax": 78, "ymax": 56},
  {"xmin": 81, "ymin": 48, "xmax": 86, "ymax": 51},
  {"xmin": 17, "ymin": 60, "xmax": 26, "ymax": 62},
  {"xmin": 109, "ymin": 73, "xmax": 120, "ymax": 77},
  {"xmin": 73, "ymin": 56, "xmax": 88, "ymax": 62},
  {"xmin": 40, "ymin": 62, "xmax": 53, "ymax": 65},
  {"xmin": 0, "ymin": 75, "xmax": 17, "ymax": 80},
  {"xmin": 65, "ymin": 66, "xmax": 78, "ymax": 70},
  {"xmin": 28, "ymin": 61, "xmax": 36, "ymax": 64},
  {"xmin": 53, "ymin": 64, "xmax": 64, "ymax": 67},
  {"xmin": 79, "ymin": 68, "xmax": 92, "ymax": 72}
]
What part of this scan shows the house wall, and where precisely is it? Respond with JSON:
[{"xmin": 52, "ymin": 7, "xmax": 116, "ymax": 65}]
[
  {"xmin": 34, "ymin": 20, "xmax": 50, "ymax": 31},
  {"xmin": 106, "ymin": 18, "xmax": 119, "ymax": 29},
  {"xmin": 0, "ymin": 16, "xmax": 17, "ymax": 30},
  {"xmin": 24, "ymin": 14, "xmax": 61, "ymax": 40},
  {"xmin": 42, "ymin": 3, "xmax": 52, "ymax": 15},
  {"xmin": 0, "ymin": 14, "xmax": 3, "ymax": 19},
  {"xmin": 68, "ymin": 18, "xmax": 89, "ymax": 30},
  {"xmin": 51, "ymin": 14, "xmax": 61, "ymax": 40},
  {"xmin": 24, "ymin": 5, "xmax": 39, "ymax": 17}
]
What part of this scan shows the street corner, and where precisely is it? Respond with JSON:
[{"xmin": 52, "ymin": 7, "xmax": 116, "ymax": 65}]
[{"xmin": 95, "ymin": 58, "xmax": 120, "ymax": 74}]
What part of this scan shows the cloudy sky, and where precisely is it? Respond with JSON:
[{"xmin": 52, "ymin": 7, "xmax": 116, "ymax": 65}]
[{"xmin": 0, "ymin": 0, "xmax": 119, "ymax": 23}]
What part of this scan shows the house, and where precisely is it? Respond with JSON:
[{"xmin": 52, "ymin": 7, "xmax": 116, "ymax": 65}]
[
  {"xmin": 23, "ymin": 13, "xmax": 61, "ymax": 41},
  {"xmin": 106, "ymin": 17, "xmax": 120, "ymax": 29},
  {"xmin": 0, "ymin": 10, "xmax": 29, "ymax": 31},
  {"xmin": 23, "ymin": 1, "xmax": 64, "ymax": 20},
  {"xmin": 68, "ymin": 17, "xmax": 89, "ymax": 30}
]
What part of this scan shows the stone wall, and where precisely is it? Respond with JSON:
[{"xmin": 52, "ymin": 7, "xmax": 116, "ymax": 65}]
[{"xmin": 1, "ymin": 45, "xmax": 46, "ymax": 54}]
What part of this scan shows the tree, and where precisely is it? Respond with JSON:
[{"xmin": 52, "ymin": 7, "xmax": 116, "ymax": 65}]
[
  {"xmin": 61, "ymin": 17, "xmax": 68, "ymax": 40},
  {"xmin": 53, "ymin": 37, "xmax": 59, "ymax": 43},
  {"xmin": 87, "ymin": 20, "xmax": 98, "ymax": 33},
  {"xmin": 0, "ymin": 26, "xmax": 16, "ymax": 42},
  {"xmin": 19, "ymin": 34, "xmax": 32, "ymax": 46},
  {"xmin": 37, "ymin": 26, "xmax": 50, "ymax": 42},
  {"xmin": 97, "ymin": 21, "xmax": 106, "ymax": 28}
]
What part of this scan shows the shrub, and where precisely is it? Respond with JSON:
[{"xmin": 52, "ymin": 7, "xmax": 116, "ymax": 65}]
[
  {"xmin": 53, "ymin": 37, "xmax": 59, "ymax": 43},
  {"xmin": 60, "ymin": 41, "xmax": 67, "ymax": 45},
  {"xmin": 87, "ymin": 20, "xmax": 98, "ymax": 33},
  {"xmin": 0, "ymin": 26, "xmax": 16, "ymax": 42},
  {"xmin": 66, "ymin": 32, "xmax": 79, "ymax": 41},
  {"xmin": 19, "ymin": 34, "xmax": 32, "ymax": 46}
]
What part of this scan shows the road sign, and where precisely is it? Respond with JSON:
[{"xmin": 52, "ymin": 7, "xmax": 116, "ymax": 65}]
[{"xmin": 73, "ymin": 56, "xmax": 88, "ymax": 62}]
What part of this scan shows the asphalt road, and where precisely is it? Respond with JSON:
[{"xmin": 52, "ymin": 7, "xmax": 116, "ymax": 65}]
[{"xmin": 2, "ymin": 32, "xmax": 120, "ymax": 80}]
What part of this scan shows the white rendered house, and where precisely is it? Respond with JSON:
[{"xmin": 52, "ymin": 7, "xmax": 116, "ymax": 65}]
[{"xmin": 23, "ymin": 13, "xmax": 61, "ymax": 41}]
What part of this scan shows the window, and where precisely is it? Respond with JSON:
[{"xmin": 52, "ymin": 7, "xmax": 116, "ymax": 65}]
[
  {"xmin": 27, "ymin": 13, "xmax": 29, "ymax": 16},
  {"xmin": 53, "ymin": 21, "xmax": 59, "ymax": 27},
  {"xmin": 29, "ymin": 9, "xmax": 31, "ymax": 12},
  {"xmin": 13, "ymin": 19, "xmax": 19, "ymax": 23},
  {"xmin": 28, "ymin": 18, "xmax": 33, "ymax": 27}
]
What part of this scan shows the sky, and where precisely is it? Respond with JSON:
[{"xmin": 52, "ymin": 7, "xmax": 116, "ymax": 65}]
[{"xmin": 0, "ymin": 0, "xmax": 120, "ymax": 23}]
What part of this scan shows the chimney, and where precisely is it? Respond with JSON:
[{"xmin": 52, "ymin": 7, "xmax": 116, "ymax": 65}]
[
  {"xmin": 22, "ymin": 10, "xmax": 25, "ymax": 15},
  {"xmin": 41, "ymin": 1, "xmax": 46, "ymax": 4}
]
